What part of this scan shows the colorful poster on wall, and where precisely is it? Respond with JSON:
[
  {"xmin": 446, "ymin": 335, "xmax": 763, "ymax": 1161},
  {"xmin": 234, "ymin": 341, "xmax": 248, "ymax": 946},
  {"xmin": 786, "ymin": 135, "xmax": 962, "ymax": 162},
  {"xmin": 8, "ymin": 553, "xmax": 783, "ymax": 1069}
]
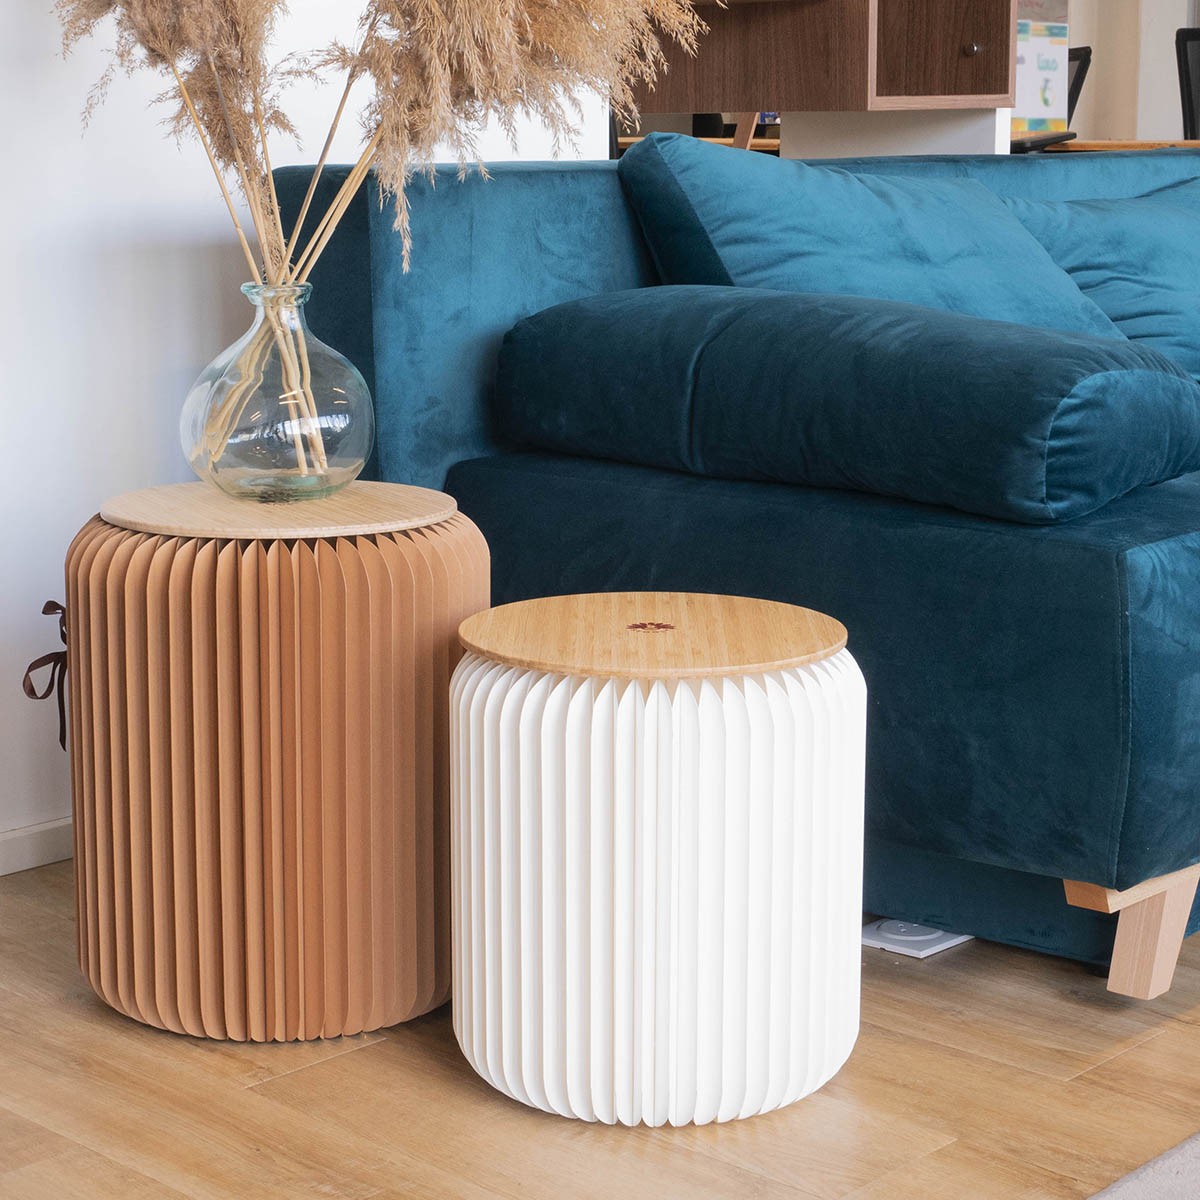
[{"xmin": 1011, "ymin": 20, "xmax": 1069, "ymax": 135}]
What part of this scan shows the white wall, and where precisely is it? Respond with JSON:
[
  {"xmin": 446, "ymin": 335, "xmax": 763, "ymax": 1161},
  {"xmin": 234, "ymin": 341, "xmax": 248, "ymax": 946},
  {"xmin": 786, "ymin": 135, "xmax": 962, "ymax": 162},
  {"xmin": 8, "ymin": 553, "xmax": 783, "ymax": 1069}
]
[
  {"xmin": 643, "ymin": 109, "xmax": 1009, "ymax": 157},
  {"xmin": 780, "ymin": 109, "xmax": 1010, "ymax": 158},
  {"xmin": 0, "ymin": 1, "xmax": 605, "ymax": 871},
  {"xmin": 1136, "ymin": 0, "xmax": 1192, "ymax": 138},
  {"xmin": 1067, "ymin": 0, "xmax": 1138, "ymax": 139},
  {"xmin": 1069, "ymin": 0, "xmax": 1193, "ymax": 139}
]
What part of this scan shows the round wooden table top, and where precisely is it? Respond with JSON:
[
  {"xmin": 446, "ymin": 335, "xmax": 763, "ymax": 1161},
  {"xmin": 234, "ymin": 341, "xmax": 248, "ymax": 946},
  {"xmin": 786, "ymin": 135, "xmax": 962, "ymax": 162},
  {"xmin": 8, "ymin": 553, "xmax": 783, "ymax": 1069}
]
[
  {"xmin": 458, "ymin": 592, "xmax": 847, "ymax": 681},
  {"xmin": 100, "ymin": 481, "xmax": 458, "ymax": 540}
]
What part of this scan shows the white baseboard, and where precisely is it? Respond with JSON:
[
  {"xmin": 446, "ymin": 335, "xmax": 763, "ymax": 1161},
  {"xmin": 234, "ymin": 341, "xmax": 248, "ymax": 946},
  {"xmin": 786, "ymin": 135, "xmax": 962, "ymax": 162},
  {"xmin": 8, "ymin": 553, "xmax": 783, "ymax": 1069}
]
[{"xmin": 0, "ymin": 818, "xmax": 73, "ymax": 877}]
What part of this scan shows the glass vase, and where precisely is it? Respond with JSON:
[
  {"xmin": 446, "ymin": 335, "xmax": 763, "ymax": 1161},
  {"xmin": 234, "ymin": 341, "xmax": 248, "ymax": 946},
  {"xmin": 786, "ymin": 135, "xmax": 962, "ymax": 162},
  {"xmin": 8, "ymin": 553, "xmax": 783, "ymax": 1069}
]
[{"xmin": 181, "ymin": 283, "xmax": 374, "ymax": 502}]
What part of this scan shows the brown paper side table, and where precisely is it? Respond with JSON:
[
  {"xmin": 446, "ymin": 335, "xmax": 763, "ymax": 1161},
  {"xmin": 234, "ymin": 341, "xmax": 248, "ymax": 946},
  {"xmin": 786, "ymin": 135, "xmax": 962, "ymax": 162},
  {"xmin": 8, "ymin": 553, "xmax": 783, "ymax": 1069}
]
[{"xmin": 65, "ymin": 482, "xmax": 489, "ymax": 1041}]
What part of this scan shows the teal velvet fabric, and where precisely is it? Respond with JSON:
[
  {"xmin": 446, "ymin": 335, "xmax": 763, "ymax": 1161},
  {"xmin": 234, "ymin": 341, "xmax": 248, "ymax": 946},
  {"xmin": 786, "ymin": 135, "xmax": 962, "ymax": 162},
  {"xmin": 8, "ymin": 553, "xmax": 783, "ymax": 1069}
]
[
  {"xmin": 275, "ymin": 151, "xmax": 1200, "ymax": 492},
  {"xmin": 1006, "ymin": 178, "xmax": 1200, "ymax": 381},
  {"xmin": 445, "ymin": 450, "xmax": 1200, "ymax": 895},
  {"xmin": 496, "ymin": 285, "xmax": 1200, "ymax": 524},
  {"xmin": 808, "ymin": 148, "xmax": 1200, "ymax": 200},
  {"xmin": 365, "ymin": 163, "xmax": 657, "ymax": 488},
  {"xmin": 617, "ymin": 133, "xmax": 1119, "ymax": 336}
]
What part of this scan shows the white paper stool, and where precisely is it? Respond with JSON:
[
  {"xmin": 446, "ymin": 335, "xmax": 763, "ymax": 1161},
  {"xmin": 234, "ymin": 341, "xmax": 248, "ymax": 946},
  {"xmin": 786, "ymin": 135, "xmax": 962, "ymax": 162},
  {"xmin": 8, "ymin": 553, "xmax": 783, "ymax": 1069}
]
[{"xmin": 450, "ymin": 592, "xmax": 866, "ymax": 1126}]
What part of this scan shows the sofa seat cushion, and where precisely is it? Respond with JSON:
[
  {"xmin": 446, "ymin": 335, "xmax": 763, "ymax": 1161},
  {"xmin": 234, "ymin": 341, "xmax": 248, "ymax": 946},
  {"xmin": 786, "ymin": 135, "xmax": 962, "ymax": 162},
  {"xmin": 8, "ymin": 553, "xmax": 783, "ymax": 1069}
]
[
  {"xmin": 617, "ymin": 132, "xmax": 1119, "ymax": 337},
  {"xmin": 496, "ymin": 285, "xmax": 1200, "ymax": 524},
  {"xmin": 446, "ymin": 450, "xmax": 1200, "ymax": 893},
  {"xmin": 1007, "ymin": 177, "xmax": 1200, "ymax": 381}
]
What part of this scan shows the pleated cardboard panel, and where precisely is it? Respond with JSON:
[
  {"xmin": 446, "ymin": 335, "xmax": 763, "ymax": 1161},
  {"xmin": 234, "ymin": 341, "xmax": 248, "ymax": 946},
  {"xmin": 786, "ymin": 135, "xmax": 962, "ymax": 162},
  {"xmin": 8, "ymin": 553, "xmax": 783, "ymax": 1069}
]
[
  {"xmin": 238, "ymin": 541, "xmax": 267, "ymax": 1043},
  {"xmin": 216, "ymin": 542, "xmax": 248, "ymax": 1041},
  {"xmin": 358, "ymin": 536, "xmax": 396, "ymax": 1033},
  {"xmin": 377, "ymin": 530, "xmax": 424, "ymax": 1021},
  {"xmin": 65, "ymin": 520, "xmax": 108, "ymax": 980},
  {"xmin": 191, "ymin": 539, "xmax": 226, "ymax": 1039},
  {"xmin": 147, "ymin": 538, "xmax": 183, "ymax": 1035},
  {"xmin": 123, "ymin": 536, "xmax": 157, "ymax": 1030},
  {"xmin": 87, "ymin": 532, "xmax": 122, "ymax": 1011},
  {"xmin": 104, "ymin": 534, "xmax": 138, "ymax": 1023},
  {"xmin": 279, "ymin": 540, "xmax": 306, "ymax": 1041}
]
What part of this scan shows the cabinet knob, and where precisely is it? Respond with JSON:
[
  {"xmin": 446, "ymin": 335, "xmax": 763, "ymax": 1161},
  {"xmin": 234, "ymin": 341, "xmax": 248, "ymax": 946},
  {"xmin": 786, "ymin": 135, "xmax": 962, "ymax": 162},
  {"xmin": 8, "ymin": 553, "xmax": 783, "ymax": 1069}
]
[{"xmin": 963, "ymin": 41, "xmax": 982, "ymax": 57}]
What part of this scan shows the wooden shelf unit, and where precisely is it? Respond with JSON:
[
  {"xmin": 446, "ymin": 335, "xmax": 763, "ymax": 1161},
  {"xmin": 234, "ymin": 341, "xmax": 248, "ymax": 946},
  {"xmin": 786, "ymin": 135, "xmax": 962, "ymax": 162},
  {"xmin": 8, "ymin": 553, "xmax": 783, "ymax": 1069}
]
[{"xmin": 634, "ymin": 0, "xmax": 1017, "ymax": 114}]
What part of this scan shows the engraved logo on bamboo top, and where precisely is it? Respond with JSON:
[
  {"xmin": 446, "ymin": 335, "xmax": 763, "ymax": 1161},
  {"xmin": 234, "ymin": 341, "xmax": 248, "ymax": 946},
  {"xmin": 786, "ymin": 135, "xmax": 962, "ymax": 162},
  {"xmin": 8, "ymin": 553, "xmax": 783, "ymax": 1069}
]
[{"xmin": 626, "ymin": 621, "xmax": 675, "ymax": 632}]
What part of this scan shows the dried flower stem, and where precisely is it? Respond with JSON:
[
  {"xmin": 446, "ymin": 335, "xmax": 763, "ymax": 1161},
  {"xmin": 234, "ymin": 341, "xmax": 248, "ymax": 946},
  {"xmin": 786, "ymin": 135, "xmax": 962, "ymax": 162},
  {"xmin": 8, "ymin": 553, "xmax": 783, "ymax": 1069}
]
[
  {"xmin": 290, "ymin": 129, "xmax": 382, "ymax": 283},
  {"xmin": 255, "ymin": 96, "xmax": 288, "ymax": 268},
  {"xmin": 170, "ymin": 65, "xmax": 262, "ymax": 283},
  {"xmin": 195, "ymin": 56, "xmax": 324, "ymax": 474},
  {"xmin": 249, "ymin": 92, "xmax": 330, "ymax": 472},
  {"xmin": 281, "ymin": 67, "xmax": 358, "ymax": 272},
  {"xmin": 263, "ymin": 308, "xmax": 314, "ymax": 474},
  {"xmin": 206, "ymin": 323, "xmax": 274, "ymax": 454},
  {"xmin": 290, "ymin": 323, "xmax": 328, "ymax": 470},
  {"xmin": 204, "ymin": 52, "xmax": 284, "ymax": 286}
]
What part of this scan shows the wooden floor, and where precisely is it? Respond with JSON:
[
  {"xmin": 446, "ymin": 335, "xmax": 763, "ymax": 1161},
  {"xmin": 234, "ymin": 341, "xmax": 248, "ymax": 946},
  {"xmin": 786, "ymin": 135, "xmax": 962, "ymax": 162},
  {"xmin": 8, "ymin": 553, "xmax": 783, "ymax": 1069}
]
[{"xmin": 3, "ymin": 862, "xmax": 1200, "ymax": 1199}]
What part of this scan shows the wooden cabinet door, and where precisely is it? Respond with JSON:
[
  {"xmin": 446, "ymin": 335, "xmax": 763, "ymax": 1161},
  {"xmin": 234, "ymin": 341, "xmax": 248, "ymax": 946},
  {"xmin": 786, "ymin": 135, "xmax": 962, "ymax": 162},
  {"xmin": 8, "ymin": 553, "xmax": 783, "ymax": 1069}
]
[{"xmin": 873, "ymin": 0, "xmax": 1016, "ymax": 103}]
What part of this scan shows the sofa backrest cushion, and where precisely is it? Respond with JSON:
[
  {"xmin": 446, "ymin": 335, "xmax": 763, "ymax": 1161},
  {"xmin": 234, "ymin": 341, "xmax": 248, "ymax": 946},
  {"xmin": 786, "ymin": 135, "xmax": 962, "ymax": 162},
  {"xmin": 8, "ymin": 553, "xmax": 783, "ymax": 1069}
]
[
  {"xmin": 274, "ymin": 150, "xmax": 1200, "ymax": 491},
  {"xmin": 1006, "ymin": 177, "xmax": 1200, "ymax": 381},
  {"xmin": 617, "ymin": 133, "xmax": 1119, "ymax": 337},
  {"xmin": 495, "ymin": 285, "xmax": 1200, "ymax": 524}
]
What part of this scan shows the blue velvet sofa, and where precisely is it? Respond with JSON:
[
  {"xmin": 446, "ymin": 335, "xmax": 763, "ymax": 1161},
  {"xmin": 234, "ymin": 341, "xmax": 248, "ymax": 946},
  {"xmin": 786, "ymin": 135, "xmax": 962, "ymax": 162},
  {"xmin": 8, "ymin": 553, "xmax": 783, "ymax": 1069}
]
[{"xmin": 276, "ymin": 147, "xmax": 1200, "ymax": 995}]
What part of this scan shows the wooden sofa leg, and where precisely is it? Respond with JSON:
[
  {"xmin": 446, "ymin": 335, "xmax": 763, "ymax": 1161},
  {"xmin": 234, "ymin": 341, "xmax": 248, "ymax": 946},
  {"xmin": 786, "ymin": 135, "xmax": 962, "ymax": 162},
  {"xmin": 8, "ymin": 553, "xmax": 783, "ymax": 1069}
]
[{"xmin": 1064, "ymin": 865, "xmax": 1200, "ymax": 999}]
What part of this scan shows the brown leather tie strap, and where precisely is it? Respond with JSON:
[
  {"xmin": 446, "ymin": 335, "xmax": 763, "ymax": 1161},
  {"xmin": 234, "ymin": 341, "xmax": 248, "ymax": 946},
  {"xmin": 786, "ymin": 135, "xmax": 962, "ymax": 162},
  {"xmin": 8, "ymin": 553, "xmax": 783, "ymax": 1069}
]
[{"xmin": 23, "ymin": 600, "xmax": 68, "ymax": 751}]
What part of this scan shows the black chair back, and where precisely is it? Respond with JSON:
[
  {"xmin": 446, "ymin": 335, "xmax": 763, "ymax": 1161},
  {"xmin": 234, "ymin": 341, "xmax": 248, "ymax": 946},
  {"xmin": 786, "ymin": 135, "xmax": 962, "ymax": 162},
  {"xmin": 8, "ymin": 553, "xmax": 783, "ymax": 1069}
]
[
  {"xmin": 1067, "ymin": 45, "xmax": 1091, "ymax": 127},
  {"xmin": 1179, "ymin": 29, "xmax": 1200, "ymax": 140},
  {"xmin": 692, "ymin": 113, "xmax": 726, "ymax": 138}
]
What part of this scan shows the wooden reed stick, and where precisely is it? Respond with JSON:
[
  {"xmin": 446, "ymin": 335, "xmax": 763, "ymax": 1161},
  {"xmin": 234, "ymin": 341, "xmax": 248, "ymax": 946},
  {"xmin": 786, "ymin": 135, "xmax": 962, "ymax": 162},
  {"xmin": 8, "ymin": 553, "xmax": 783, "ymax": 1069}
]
[
  {"xmin": 291, "ymin": 323, "xmax": 329, "ymax": 471},
  {"xmin": 281, "ymin": 14, "xmax": 379, "ymax": 275},
  {"xmin": 262, "ymin": 303, "xmax": 312, "ymax": 475},
  {"xmin": 281, "ymin": 69, "xmax": 359, "ymax": 272},
  {"xmin": 275, "ymin": 312, "xmax": 327, "ymax": 472},
  {"xmin": 291, "ymin": 131, "xmax": 382, "ymax": 283},
  {"xmin": 205, "ymin": 320, "xmax": 275, "ymax": 457},
  {"xmin": 171, "ymin": 66, "xmax": 261, "ymax": 283},
  {"xmin": 255, "ymin": 96, "xmax": 288, "ymax": 271},
  {"xmin": 207, "ymin": 55, "xmax": 276, "ymax": 282}
]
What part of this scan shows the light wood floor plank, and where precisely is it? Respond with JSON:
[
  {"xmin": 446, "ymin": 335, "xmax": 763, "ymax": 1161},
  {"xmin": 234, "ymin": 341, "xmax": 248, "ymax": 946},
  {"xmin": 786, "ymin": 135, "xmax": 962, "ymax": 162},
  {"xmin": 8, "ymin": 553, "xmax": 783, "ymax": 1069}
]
[
  {"xmin": 841, "ymin": 1141, "xmax": 1088, "ymax": 1200},
  {"xmin": 860, "ymin": 939, "xmax": 1165, "ymax": 1080},
  {"xmin": 0, "ymin": 991, "xmax": 493, "ymax": 1198},
  {"xmin": 0, "ymin": 873, "xmax": 390, "ymax": 1088},
  {"xmin": 1139, "ymin": 936, "xmax": 1200, "ymax": 1026},
  {"xmin": 0, "ymin": 1108, "xmax": 76, "ymax": 1174},
  {"xmin": 0, "ymin": 860, "xmax": 74, "ymax": 908},
  {"xmin": 0, "ymin": 1145, "xmax": 191, "ymax": 1200},
  {"xmin": 643, "ymin": 1094, "xmax": 955, "ymax": 1200},
  {"xmin": 1075, "ymin": 1022, "xmax": 1200, "ymax": 1118},
  {"xmin": 823, "ymin": 1022, "xmax": 1196, "ymax": 1191},
  {"xmin": 4, "ymin": 862, "xmax": 1200, "ymax": 1200},
  {"xmin": 254, "ymin": 1013, "xmax": 812, "ymax": 1199}
]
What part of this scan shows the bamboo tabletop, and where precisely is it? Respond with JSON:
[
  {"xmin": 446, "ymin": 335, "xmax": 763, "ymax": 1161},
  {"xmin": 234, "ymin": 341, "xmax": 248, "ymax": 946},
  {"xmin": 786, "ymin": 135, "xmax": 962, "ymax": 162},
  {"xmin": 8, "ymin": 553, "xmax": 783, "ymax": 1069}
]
[
  {"xmin": 616, "ymin": 134, "xmax": 781, "ymax": 153},
  {"xmin": 1044, "ymin": 140, "xmax": 1200, "ymax": 152},
  {"xmin": 100, "ymin": 481, "xmax": 458, "ymax": 540},
  {"xmin": 459, "ymin": 591, "xmax": 847, "ymax": 681}
]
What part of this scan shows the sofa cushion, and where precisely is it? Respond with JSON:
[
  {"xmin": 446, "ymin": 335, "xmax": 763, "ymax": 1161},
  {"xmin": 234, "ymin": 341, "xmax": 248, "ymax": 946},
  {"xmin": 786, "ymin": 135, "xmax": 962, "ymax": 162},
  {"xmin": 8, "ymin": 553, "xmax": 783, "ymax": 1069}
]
[
  {"xmin": 495, "ymin": 285, "xmax": 1200, "ymax": 524},
  {"xmin": 1007, "ymin": 177, "xmax": 1200, "ymax": 380},
  {"xmin": 616, "ymin": 133, "xmax": 1120, "ymax": 337}
]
